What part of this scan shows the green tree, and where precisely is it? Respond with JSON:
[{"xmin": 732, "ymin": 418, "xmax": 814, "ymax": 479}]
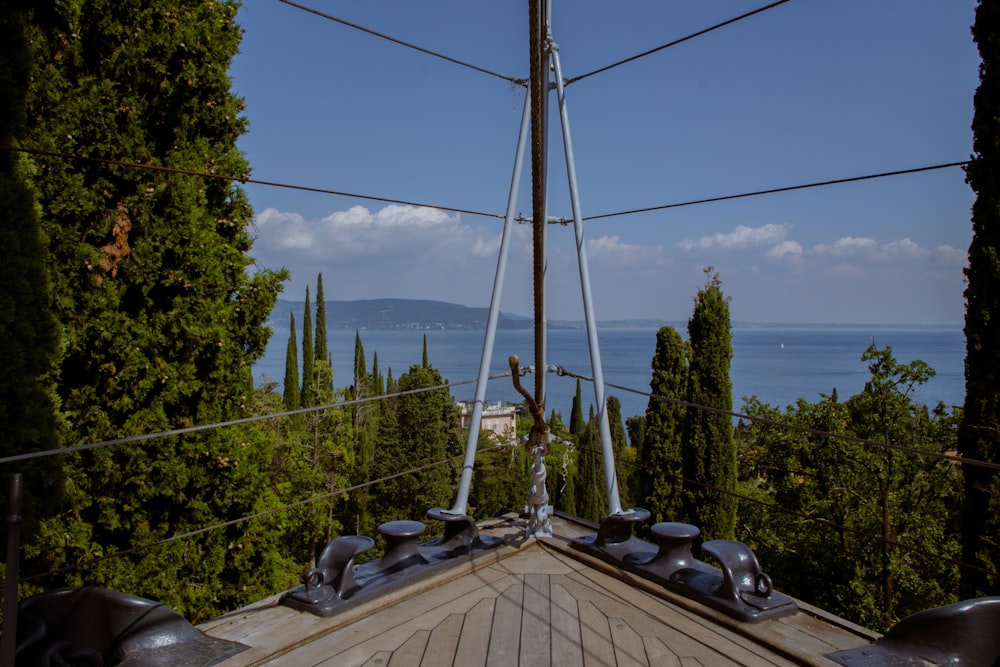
[
  {"xmin": 569, "ymin": 379, "xmax": 585, "ymax": 436},
  {"xmin": 738, "ymin": 346, "xmax": 962, "ymax": 631},
  {"xmin": 302, "ymin": 287, "xmax": 315, "ymax": 407},
  {"xmin": 10, "ymin": 0, "xmax": 287, "ymax": 618},
  {"xmin": 606, "ymin": 396, "xmax": 634, "ymax": 506},
  {"xmin": 373, "ymin": 364, "xmax": 459, "ymax": 524},
  {"xmin": 0, "ymin": 3, "xmax": 62, "ymax": 535},
  {"xmin": 682, "ymin": 270, "xmax": 736, "ymax": 539},
  {"xmin": 960, "ymin": 0, "xmax": 1000, "ymax": 598},
  {"xmin": 283, "ymin": 313, "xmax": 300, "ymax": 411},
  {"xmin": 642, "ymin": 326, "xmax": 688, "ymax": 522},
  {"xmin": 314, "ymin": 273, "xmax": 329, "ymax": 390},
  {"xmin": 577, "ymin": 407, "xmax": 608, "ymax": 522}
]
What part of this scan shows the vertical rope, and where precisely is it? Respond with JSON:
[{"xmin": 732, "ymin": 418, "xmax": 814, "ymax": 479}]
[{"xmin": 529, "ymin": 0, "xmax": 547, "ymax": 410}]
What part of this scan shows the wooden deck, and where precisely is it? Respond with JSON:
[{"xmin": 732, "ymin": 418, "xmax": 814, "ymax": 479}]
[{"xmin": 200, "ymin": 515, "xmax": 876, "ymax": 666}]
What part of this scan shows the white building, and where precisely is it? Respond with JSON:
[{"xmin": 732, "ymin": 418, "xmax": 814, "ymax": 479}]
[{"xmin": 456, "ymin": 400, "xmax": 517, "ymax": 444}]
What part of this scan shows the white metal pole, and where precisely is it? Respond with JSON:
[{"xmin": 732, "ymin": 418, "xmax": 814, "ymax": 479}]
[
  {"xmin": 449, "ymin": 93, "xmax": 532, "ymax": 515},
  {"xmin": 550, "ymin": 44, "xmax": 624, "ymax": 516}
]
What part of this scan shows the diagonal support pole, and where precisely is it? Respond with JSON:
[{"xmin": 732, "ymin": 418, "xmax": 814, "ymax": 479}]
[
  {"xmin": 550, "ymin": 41, "xmax": 624, "ymax": 516},
  {"xmin": 447, "ymin": 93, "xmax": 532, "ymax": 515}
]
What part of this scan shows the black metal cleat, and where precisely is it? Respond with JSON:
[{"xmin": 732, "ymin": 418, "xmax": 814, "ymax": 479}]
[
  {"xmin": 572, "ymin": 507, "xmax": 651, "ymax": 564},
  {"xmin": 281, "ymin": 534, "xmax": 375, "ymax": 614}
]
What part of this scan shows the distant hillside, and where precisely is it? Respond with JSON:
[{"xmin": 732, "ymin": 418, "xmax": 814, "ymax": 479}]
[
  {"xmin": 269, "ymin": 298, "xmax": 674, "ymax": 331},
  {"xmin": 271, "ymin": 298, "xmax": 535, "ymax": 331}
]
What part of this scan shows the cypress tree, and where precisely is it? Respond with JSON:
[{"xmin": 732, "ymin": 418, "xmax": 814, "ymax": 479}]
[
  {"xmin": 314, "ymin": 273, "xmax": 329, "ymax": 391},
  {"xmin": 577, "ymin": 406, "xmax": 608, "ymax": 522},
  {"xmin": 569, "ymin": 379, "xmax": 585, "ymax": 436},
  {"xmin": 283, "ymin": 313, "xmax": 300, "ymax": 411},
  {"xmin": 374, "ymin": 364, "xmax": 459, "ymax": 522},
  {"xmin": 422, "ymin": 334, "xmax": 429, "ymax": 368},
  {"xmin": 313, "ymin": 276, "xmax": 332, "ymax": 396},
  {"xmin": 10, "ymin": 0, "xmax": 288, "ymax": 616},
  {"xmin": 0, "ymin": 4, "xmax": 62, "ymax": 532},
  {"xmin": 683, "ymin": 269, "xmax": 736, "ymax": 539},
  {"xmin": 372, "ymin": 352, "xmax": 384, "ymax": 395},
  {"xmin": 606, "ymin": 396, "xmax": 632, "ymax": 504},
  {"xmin": 302, "ymin": 287, "xmax": 315, "ymax": 408},
  {"xmin": 960, "ymin": 0, "xmax": 1000, "ymax": 598},
  {"xmin": 353, "ymin": 330, "xmax": 367, "ymax": 396},
  {"xmin": 643, "ymin": 326, "xmax": 688, "ymax": 522}
]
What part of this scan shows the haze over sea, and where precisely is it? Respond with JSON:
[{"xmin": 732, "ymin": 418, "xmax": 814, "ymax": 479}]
[{"xmin": 254, "ymin": 324, "xmax": 964, "ymax": 423}]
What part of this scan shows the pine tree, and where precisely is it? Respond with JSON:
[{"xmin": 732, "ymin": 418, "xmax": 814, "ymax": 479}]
[
  {"xmin": 643, "ymin": 326, "xmax": 688, "ymax": 522},
  {"xmin": 960, "ymin": 0, "xmax": 1000, "ymax": 598},
  {"xmin": 302, "ymin": 287, "xmax": 315, "ymax": 408},
  {"xmin": 683, "ymin": 269, "xmax": 736, "ymax": 539},
  {"xmin": 283, "ymin": 313, "xmax": 300, "ymax": 411}
]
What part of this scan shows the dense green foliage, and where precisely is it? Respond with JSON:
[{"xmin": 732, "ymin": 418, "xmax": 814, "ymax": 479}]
[
  {"xmin": 0, "ymin": 3, "xmax": 62, "ymax": 533},
  {"xmin": 738, "ymin": 345, "xmax": 961, "ymax": 630},
  {"xmin": 0, "ymin": 0, "xmax": 291, "ymax": 620},
  {"xmin": 960, "ymin": 0, "xmax": 1000, "ymax": 598}
]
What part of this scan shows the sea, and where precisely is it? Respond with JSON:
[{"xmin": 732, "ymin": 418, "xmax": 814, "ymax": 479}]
[{"xmin": 252, "ymin": 324, "xmax": 966, "ymax": 422}]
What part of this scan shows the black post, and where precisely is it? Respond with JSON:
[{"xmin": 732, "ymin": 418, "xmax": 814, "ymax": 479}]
[{"xmin": 1, "ymin": 473, "xmax": 23, "ymax": 666}]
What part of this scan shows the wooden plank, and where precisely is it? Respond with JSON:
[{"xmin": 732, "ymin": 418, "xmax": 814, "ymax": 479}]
[
  {"xmin": 520, "ymin": 573, "xmax": 551, "ymax": 667},
  {"xmin": 208, "ymin": 541, "xmax": 517, "ymax": 664},
  {"xmin": 388, "ymin": 630, "xmax": 430, "ymax": 667},
  {"xmin": 609, "ymin": 616, "xmax": 649, "ymax": 667},
  {"xmin": 361, "ymin": 652, "xmax": 392, "ymax": 667},
  {"xmin": 453, "ymin": 597, "xmax": 495, "ymax": 667},
  {"xmin": 422, "ymin": 613, "xmax": 464, "ymax": 667},
  {"xmin": 296, "ymin": 574, "xmax": 519, "ymax": 666},
  {"xmin": 579, "ymin": 599, "xmax": 615, "ymax": 667},
  {"xmin": 642, "ymin": 636, "xmax": 681, "ymax": 667},
  {"xmin": 556, "ymin": 574, "xmax": 769, "ymax": 667},
  {"xmin": 561, "ymin": 569, "xmax": 794, "ymax": 666},
  {"xmin": 550, "ymin": 583, "xmax": 583, "ymax": 665},
  {"xmin": 486, "ymin": 583, "xmax": 524, "ymax": 667}
]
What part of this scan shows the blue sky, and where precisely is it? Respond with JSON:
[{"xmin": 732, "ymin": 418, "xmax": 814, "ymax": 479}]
[{"xmin": 230, "ymin": 1, "xmax": 978, "ymax": 325}]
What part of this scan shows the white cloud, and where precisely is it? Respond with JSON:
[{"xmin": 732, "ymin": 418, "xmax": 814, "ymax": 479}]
[
  {"xmin": 934, "ymin": 244, "xmax": 967, "ymax": 266},
  {"xmin": 767, "ymin": 240, "xmax": 804, "ymax": 261},
  {"xmin": 587, "ymin": 235, "xmax": 665, "ymax": 268},
  {"xmin": 812, "ymin": 236, "xmax": 879, "ymax": 258},
  {"xmin": 679, "ymin": 223, "xmax": 789, "ymax": 252},
  {"xmin": 254, "ymin": 204, "xmax": 464, "ymax": 262}
]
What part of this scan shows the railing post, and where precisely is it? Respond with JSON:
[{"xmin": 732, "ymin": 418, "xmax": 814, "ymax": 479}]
[{"xmin": 2, "ymin": 472, "xmax": 23, "ymax": 665}]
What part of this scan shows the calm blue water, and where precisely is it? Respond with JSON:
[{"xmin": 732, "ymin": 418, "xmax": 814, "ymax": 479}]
[{"xmin": 253, "ymin": 324, "xmax": 965, "ymax": 422}]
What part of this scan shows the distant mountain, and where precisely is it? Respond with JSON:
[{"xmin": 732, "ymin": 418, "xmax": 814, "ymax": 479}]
[
  {"xmin": 269, "ymin": 298, "xmax": 676, "ymax": 331},
  {"xmin": 270, "ymin": 298, "xmax": 535, "ymax": 331}
]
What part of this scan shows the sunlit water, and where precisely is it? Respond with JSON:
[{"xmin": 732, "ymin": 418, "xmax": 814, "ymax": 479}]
[{"xmin": 254, "ymin": 324, "xmax": 964, "ymax": 423}]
